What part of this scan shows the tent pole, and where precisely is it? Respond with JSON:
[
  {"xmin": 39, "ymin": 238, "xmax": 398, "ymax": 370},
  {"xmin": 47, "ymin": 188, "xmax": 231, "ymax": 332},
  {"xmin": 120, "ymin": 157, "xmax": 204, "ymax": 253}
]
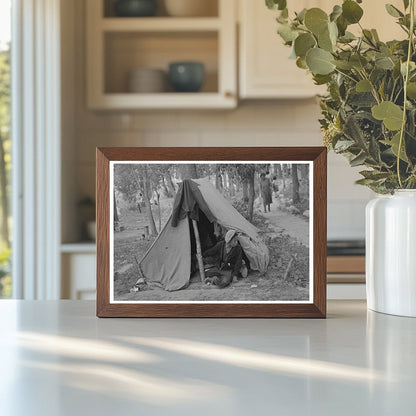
[{"xmin": 192, "ymin": 219, "xmax": 206, "ymax": 284}]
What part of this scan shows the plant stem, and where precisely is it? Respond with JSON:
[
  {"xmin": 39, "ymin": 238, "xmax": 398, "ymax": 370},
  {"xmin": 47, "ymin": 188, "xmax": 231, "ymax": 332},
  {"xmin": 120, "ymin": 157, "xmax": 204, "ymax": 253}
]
[
  {"xmin": 359, "ymin": 69, "xmax": 381, "ymax": 104},
  {"xmin": 397, "ymin": 0, "xmax": 415, "ymax": 188},
  {"xmin": 334, "ymin": 68, "xmax": 358, "ymax": 84}
]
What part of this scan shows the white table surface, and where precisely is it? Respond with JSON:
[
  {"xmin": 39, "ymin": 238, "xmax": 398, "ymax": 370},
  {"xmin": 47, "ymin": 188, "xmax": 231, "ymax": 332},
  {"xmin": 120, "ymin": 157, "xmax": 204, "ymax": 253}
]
[{"xmin": 0, "ymin": 300, "xmax": 415, "ymax": 416}]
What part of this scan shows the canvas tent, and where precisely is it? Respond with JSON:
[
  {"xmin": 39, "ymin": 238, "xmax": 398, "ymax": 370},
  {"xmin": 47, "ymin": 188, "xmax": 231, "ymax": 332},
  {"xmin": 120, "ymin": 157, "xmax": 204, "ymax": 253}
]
[{"xmin": 139, "ymin": 178, "xmax": 269, "ymax": 291}]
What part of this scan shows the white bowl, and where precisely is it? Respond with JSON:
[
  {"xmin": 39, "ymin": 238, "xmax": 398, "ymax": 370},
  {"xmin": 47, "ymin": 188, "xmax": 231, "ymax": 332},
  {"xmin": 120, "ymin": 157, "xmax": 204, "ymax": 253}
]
[
  {"xmin": 164, "ymin": 0, "xmax": 217, "ymax": 17},
  {"xmin": 128, "ymin": 68, "xmax": 167, "ymax": 93}
]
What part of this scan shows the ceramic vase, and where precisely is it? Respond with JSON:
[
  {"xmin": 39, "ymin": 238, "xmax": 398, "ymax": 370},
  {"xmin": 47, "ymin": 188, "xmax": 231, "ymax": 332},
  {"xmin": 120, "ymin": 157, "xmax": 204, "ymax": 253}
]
[{"xmin": 366, "ymin": 190, "xmax": 416, "ymax": 317}]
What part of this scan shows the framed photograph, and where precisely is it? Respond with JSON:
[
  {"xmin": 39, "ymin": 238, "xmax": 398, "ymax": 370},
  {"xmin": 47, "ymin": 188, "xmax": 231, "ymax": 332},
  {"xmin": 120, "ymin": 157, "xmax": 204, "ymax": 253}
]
[{"xmin": 96, "ymin": 147, "xmax": 327, "ymax": 318}]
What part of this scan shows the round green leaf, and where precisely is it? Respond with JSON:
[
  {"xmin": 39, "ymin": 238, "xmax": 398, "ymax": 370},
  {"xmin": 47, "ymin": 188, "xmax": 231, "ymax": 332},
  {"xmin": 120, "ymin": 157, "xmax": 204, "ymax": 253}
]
[
  {"xmin": 407, "ymin": 82, "xmax": 416, "ymax": 99},
  {"xmin": 266, "ymin": 0, "xmax": 287, "ymax": 11},
  {"xmin": 306, "ymin": 48, "xmax": 335, "ymax": 75},
  {"xmin": 375, "ymin": 56, "xmax": 395, "ymax": 70},
  {"xmin": 296, "ymin": 57, "xmax": 308, "ymax": 69},
  {"xmin": 294, "ymin": 33, "xmax": 316, "ymax": 58},
  {"xmin": 333, "ymin": 60, "xmax": 352, "ymax": 70},
  {"xmin": 356, "ymin": 79, "xmax": 372, "ymax": 92},
  {"xmin": 330, "ymin": 5, "xmax": 342, "ymax": 22},
  {"xmin": 350, "ymin": 54, "xmax": 368, "ymax": 70},
  {"xmin": 304, "ymin": 8, "xmax": 329, "ymax": 35},
  {"xmin": 328, "ymin": 21, "xmax": 338, "ymax": 43},
  {"xmin": 277, "ymin": 23, "xmax": 298, "ymax": 43},
  {"xmin": 371, "ymin": 101, "xmax": 404, "ymax": 131},
  {"xmin": 385, "ymin": 4, "xmax": 403, "ymax": 18},
  {"xmin": 386, "ymin": 132, "xmax": 408, "ymax": 162},
  {"xmin": 318, "ymin": 28, "xmax": 333, "ymax": 52},
  {"xmin": 342, "ymin": 0, "xmax": 364, "ymax": 24}
]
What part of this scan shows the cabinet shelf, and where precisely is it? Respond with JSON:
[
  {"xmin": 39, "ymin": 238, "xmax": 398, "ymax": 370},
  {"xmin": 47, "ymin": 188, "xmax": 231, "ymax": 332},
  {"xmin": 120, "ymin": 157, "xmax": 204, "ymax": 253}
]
[
  {"xmin": 90, "ymin": 92, "xmax": 235, "ymax": 110},
  {"xmin": 86, "ymin": 0, "xmax": 236, "ymax": 109},
  {"xmin": 101, "ymin": 17, "xmax": 221, "ymax": 32}
]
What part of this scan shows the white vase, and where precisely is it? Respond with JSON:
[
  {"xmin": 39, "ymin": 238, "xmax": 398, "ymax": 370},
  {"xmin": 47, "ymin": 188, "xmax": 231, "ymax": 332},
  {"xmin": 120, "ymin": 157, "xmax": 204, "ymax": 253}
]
[{"xmin": 366, "ymin": 190, "xmax": 416, "ymax": 317}]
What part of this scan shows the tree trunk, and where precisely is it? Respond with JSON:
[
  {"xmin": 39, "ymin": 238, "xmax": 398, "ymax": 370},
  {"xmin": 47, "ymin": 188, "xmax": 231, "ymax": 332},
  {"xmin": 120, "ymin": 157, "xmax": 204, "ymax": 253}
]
[
  {"xmin": 161, "ymin": 177, "xmax": 169, "ymax": 197},
  {"xmin": 164, "ymin": 172, "xmax": 176, "ymax": 197},
  {"xmin": 292, "ymin": 164, "xmax": 300, "ymax": 204},
  {"xmin": 215, "ymin": 165, "xmax": 223, "ymax": 191},
  {"xmin": 230, "ymin": 182, "xmax": 235, "ymax": 197},
  {"xmin": 276, "ymin": 164, "xmax": 283, "ymax": 178},
  {"xmin": 247, "ymin": 170, "xmax": 255, "ymax": 222},
  {"xmin": 0, "ymin": 132, "xmax": 9, "ymax": 247},
  {"xmin": 281, "ymin": 164, "xmax": 287, "ymax": 189},
  {"xmin": 156, "ymin": 191, "xmax": 161, "ymax": 232},
  {"xmin": 192, "ymin": 219, "xmax": 205, "ymax": 283},
  {"xmin": 182, "ymin": 164, "xmax": 198, "ymax": 179},
  {"xmin": 142, "ymin": 166, "xmax": 157, "ymax": 235},
  {"xmin": 299, "ymin": 164, "xmax": 309, "ymax": 182},
  {"xmin": 242, "ymin": 179, "xmax": 248, "ymax": 202},
  {"xmin": 114, "ymin": 192, "xmax": 119, "ymax": 223},
  {"xmin": 228, "ymin": 171, "xmax": 235, "ymax": 197}
]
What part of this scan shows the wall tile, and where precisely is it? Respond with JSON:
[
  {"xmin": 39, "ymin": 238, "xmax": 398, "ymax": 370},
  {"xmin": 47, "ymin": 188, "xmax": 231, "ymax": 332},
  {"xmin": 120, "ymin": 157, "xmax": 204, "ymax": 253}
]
[
  {"xmin": 199, "ymin": 129, "xmax": 256, "ymax": 146},
  {"xmin": 132, "ymin": 111, "xmax": 180, "ymax": 130},
  {"xmin": 142, "ymin": 130, "xmax": 200, "ymax": 146},
  {"xmin": 178, "ymin": 110, "xmax": 227, "ymax": 130}
]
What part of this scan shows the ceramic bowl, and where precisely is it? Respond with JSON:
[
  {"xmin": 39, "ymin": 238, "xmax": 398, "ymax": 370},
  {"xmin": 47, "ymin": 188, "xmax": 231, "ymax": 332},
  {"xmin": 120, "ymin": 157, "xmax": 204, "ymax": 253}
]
[
  {"xmin": 114, "ymin": 0, "xmax": 158, "ymax": 17},
  {"xmin": 168, "ymin": 62, "xmax": 205, "ymax": 92}
]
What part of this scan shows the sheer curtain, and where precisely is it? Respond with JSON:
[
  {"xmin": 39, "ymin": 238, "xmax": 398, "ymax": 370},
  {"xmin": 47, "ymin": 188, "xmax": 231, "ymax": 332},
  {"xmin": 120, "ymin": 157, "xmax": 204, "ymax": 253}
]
[{"xmin": 12, "ymin": 0, "xmax": 61, "ymax": 299}]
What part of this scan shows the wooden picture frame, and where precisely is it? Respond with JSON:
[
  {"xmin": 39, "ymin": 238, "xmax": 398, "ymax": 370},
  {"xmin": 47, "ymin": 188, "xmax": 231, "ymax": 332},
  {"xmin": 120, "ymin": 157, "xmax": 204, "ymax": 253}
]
[{"xmin": 96, "ymin": 147, "xmax": 327, "ymax": 318}]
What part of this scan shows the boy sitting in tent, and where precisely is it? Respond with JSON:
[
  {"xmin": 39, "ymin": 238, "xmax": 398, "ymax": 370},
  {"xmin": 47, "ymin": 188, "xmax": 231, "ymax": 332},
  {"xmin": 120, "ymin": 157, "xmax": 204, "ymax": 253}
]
[{"xmin": 202, "ymin": 230, "xmax": 250, "ymax": 289}]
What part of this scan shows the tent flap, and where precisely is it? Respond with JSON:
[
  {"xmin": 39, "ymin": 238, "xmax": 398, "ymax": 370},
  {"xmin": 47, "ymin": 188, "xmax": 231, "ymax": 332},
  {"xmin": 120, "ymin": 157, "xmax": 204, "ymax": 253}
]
[{"xmin": 139, "ymin": 214, "xmax": 191, "ymax": 291}]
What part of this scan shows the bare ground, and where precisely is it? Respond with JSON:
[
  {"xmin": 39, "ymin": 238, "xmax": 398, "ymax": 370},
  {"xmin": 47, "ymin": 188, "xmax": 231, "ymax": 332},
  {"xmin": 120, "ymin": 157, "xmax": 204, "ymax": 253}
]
[{"xmin": 114, "ymin": 197, "xmax": 310, "ymax": 302}]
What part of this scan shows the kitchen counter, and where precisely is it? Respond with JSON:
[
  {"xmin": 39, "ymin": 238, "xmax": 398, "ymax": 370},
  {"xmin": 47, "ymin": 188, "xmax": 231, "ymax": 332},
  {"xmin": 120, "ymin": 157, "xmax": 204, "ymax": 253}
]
[{"xmin": 0, "ymin": 300, "xmax": 415, "ymax": 415}]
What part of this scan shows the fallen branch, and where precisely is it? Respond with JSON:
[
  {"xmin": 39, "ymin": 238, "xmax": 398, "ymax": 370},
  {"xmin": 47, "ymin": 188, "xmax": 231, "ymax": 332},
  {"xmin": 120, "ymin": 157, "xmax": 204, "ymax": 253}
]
[{"xmin": 283, "ymin": 254, "xmax": 297, "ymax": 281}]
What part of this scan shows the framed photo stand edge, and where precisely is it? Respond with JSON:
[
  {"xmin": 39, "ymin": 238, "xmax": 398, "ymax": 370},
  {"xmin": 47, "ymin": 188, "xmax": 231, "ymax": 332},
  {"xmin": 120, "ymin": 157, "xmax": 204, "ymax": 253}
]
[{"xmin": 96, "ymin": 147, "xmax": 327, "ymax": 318}]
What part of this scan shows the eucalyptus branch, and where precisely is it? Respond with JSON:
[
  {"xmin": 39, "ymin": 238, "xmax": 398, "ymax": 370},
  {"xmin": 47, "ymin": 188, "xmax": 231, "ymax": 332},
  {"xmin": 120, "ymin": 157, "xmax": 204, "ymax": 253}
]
[
  {"xmin": 397, "ymin": 0, "xmax": 415, "ymax": 188},
  {"xmin": 358, "ymin": 69, "xmax": 381, "ymax": 104},
  {"xmin": 390, "ymin": 79, "xmax": 398, "ymax": 101},
  {"xmin": 393, "ymin": 85, "xmax": 404, "ymax": 103},
  {"xmin": 334, "ymin": 68, "xmax": 358, "ymax": 84}
]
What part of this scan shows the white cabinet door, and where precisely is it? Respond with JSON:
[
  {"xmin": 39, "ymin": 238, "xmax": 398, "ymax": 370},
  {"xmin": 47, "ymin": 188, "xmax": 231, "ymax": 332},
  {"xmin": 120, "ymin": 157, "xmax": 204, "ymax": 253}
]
[
  {"xmin": 239, "ymin": 0, "xmax": 325, "ymax": 99},
  {"xmin": 61, "ymin": 253, "xmax": 96, "ymax": 300},
  {"xmin": 238, "ymin": 0, "xmax": 403, "ymax": 99}
]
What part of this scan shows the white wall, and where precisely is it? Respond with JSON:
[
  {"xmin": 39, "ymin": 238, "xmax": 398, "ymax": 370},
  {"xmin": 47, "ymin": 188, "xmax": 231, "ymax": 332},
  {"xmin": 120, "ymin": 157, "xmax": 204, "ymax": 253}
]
[{"xmin": 61, "ymin": 0, "xmax": 374, "ymax": 243}]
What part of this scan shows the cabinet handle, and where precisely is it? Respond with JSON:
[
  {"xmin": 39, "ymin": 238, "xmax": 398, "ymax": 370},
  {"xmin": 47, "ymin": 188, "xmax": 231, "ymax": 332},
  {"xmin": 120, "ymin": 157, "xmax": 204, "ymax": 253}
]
[{"xmin": 225, "ymin": 91, "xmax": 234, "ymax": 99}]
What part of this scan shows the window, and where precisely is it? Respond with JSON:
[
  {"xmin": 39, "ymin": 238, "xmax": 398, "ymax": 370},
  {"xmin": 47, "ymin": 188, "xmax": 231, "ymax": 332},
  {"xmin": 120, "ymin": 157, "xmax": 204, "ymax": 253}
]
[{"xmin": 0, "ymin": 0, "xmax": 11, "ymax": 298}]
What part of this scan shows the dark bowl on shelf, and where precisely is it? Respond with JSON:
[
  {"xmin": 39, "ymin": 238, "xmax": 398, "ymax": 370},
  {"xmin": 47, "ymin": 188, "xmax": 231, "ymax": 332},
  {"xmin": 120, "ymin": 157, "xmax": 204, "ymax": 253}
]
[
  {"xmin": 114, "ymin": 0, "xmax": 158, "ymax": 17},
  {"xmin": 168, "ymin": 62, "xmax": 205, "ymax": 93}
]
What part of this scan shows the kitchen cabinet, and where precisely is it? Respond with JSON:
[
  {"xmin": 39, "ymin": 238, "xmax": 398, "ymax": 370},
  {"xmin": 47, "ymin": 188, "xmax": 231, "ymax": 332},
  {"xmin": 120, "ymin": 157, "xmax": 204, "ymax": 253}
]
[
  {"xmin": 61, "ymin": 245, "xmax": 96, "ymax": 300},
  {"xmin": 238, "ymin": 0, "xmax": 404, "ymax": 99},
  {"xmin": 239, "ymin": 0, "xmax": 325, "ymax": 99},
  {"xmin": 86, "ymin": 0, "xmax": 237, "ymax": 109}
]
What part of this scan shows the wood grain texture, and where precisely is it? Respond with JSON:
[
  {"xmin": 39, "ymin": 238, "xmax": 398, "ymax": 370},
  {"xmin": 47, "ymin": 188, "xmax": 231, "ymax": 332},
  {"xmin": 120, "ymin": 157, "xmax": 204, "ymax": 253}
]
[
  {"xmin": 96, "ymin": 148, "xmax": 110, "ymax": 317},
  {"xmin": 96, "ymin": 147, "xmax": 327, "ymax": 318},
  {"xmin": 327, "ymin": 256, "xmax": 365, "ymax": 274}
]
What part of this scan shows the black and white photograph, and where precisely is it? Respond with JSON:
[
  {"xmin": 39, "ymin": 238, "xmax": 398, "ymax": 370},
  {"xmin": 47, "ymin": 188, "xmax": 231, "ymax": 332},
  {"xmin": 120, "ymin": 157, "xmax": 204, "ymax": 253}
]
[{"xmin": 110, "ymin": 162, "xmax": 313, "ymax": 303}]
